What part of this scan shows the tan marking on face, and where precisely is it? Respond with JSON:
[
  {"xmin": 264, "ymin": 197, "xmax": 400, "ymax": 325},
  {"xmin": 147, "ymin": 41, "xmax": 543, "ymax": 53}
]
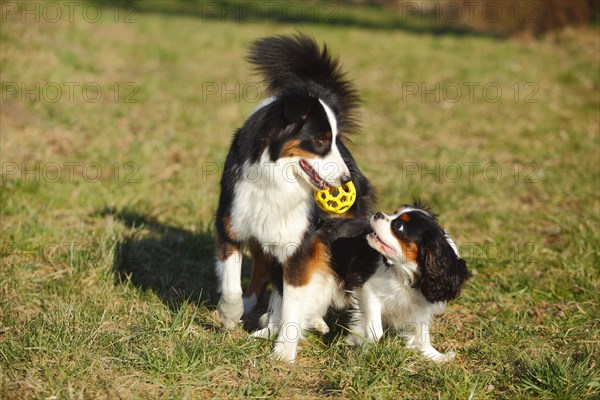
[
  {"xmin": 400, "ymin": 213, "xmax": 411, "ymax": 222},
  {"xmin": 398, "ymin": 238, "xmax": 418, "ymax": 264},
  {"xmin": 280, "ymin": 140, "xmax": 319, "ymax": 159}
]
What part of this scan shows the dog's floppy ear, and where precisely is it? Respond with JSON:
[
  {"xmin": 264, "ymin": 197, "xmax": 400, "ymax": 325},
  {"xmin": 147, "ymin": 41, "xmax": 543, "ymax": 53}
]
[
  {"xmin": 418, "ymin": 233, "xmax": 470, "ymax": 303},
  {"xmin": 283, "ymin": 94, "xmax": 317, "ymax": 124},
  {"xmin": 264, "ymin": 94, "xmax": 318, "ymax": 161}
]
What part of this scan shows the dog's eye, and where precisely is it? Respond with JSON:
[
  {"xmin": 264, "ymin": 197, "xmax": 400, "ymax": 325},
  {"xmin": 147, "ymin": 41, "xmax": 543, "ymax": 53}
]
[
  {"xmin": 315, "ymin": 137, "xmax": 327, "ymax": 146},
  {"xmin": 392, "ymin": 220, "xmax": 404, "ymax": 232},
  {"xmin": 315, "ymin": 132, "xmax": 332, "ymax": 147}
]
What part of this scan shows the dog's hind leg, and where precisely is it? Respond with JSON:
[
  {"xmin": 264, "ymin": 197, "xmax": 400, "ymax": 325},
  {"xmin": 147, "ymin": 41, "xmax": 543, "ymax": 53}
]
[
  {"xmin": 243, "ymin": 241, "xmax": 272, "ymax": 315},
  {"xmin": 252, "ymin": 290, "xmax": 282, "ymax": 340}
]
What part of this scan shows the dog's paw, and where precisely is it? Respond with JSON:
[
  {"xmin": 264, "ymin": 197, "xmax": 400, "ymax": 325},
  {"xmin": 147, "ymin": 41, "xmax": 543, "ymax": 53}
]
[
  {"xmin": 433, "ymin": 351, "xmax": 456, "ymax": 363},
  {"xmin": 345, "ymin": 333, "xmax": 365, "ymax": 347},
  {"xmin": 273, "ymin": 341, "xmax": 297, "ymax": 363},
  {"xmin": 258, "ymin": 312, "xmax": 270, "ymax": 328},
  {"xmin": 307, "ymin": 317, "xmax": 329, "ymax": 335},
  {"xmin": 217, "ymin": 297, "xmax": 243, "ymax": 330},
  {"xmin": 252, "ymin": 326, "xmax": 276, "ymax": 340},
  {"xmin": 422, "ymin": 349, "xmax": 456, "ymax": 363}
]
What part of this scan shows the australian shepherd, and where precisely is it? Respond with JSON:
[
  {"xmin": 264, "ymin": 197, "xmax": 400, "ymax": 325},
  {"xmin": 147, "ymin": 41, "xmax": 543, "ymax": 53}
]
[{"xmin": 214, "ymin": 34, "xmax": 374, "ymax": 362}]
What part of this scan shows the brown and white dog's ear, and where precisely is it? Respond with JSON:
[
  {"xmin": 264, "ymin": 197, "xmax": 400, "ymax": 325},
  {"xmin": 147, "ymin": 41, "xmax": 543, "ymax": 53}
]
[{"xmin": 417, "ymin": 233, "xmax": 470, "ymax": 303}]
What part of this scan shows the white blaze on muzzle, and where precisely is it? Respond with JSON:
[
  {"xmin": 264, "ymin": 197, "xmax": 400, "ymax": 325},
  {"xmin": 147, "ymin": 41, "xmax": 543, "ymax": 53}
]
[{"xmin": 302, "ymin": 100, "xmax": 350, "ymax": 187}]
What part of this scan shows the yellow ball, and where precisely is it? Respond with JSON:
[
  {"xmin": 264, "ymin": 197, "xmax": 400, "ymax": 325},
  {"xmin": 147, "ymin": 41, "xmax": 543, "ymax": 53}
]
[{"xmin": 314, "ymin": 181, "xmax": 356, "ymax": 214}]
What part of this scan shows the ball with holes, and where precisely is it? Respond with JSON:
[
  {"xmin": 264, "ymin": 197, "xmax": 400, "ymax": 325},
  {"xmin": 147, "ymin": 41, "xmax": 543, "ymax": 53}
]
[{"xmin": 314, "ymin": 181, "xmax": 357, "ymax": 214}]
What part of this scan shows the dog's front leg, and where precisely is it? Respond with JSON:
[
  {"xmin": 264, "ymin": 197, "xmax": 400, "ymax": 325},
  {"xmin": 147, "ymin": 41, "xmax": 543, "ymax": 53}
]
[
  {"xmin": 405, "ymin": 321, "xmax": 456, "ymax": 363},
  {"xmin": 347, "ymin": 285, "xmax": 383, "ymax": 345},
  {"xmin": 215, "ymin": 244, "xmax": 243, "ymax": 330},
  {"xmin": 360, "ymin": 285, "xmax": 384, "ymax": 343},
  {"xmin": 273, "ymin": 281, "xmax": 306, "ymax": 363}
]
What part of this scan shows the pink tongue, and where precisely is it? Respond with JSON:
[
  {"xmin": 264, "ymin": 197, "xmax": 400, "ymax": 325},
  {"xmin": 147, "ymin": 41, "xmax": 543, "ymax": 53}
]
[{"xmin": 299, "ymin": 160, "xmax": 328, "ymax": 189}]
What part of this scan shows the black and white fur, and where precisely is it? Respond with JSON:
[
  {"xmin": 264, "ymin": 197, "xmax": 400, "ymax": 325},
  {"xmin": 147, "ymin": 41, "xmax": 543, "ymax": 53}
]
[
  {"xmin": 254, "ymin": 203, "xmax": 469, "ymax": 362},
  {"xmin": 214, "ymin": 34, "xmax": 374, "ymax": 362}
]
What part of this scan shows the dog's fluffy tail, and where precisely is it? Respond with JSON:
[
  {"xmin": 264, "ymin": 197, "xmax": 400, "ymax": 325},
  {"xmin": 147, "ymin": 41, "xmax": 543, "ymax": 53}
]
[{"xmin": 247, "ymin": 33, "xmax": 360, "ymax": 133}]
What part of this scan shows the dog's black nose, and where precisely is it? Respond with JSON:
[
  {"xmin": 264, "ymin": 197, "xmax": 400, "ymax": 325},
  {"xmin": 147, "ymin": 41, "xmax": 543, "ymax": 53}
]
[
  {"xmin": 374, "ymin": 212, "xmax": 385, "ymax": 220},
  {"xmin": 340, "ymin": 174, "xmax": 352, "ymax": 184}
]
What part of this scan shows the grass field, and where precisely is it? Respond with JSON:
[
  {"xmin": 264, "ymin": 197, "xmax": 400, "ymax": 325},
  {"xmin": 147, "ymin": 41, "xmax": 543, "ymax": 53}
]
[{"xmin": 1, "ymin": 1, "xmax": 599, "ymax": 399}]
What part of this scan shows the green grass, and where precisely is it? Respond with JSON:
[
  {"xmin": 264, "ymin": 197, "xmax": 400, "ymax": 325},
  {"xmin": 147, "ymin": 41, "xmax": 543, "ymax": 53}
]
[{"xmin": 1, "ymin": 1, "xmax": 599, "ymax": 399}]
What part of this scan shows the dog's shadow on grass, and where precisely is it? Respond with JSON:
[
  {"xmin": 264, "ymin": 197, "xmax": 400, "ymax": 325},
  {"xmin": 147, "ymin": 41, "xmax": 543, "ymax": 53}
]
[
  {"xmin": 100, "ymin": 207, "xmax": 272, "ymax": 331},
  {"xmin": 99, "ymin": 207, "xmax": 348, "ymax": 338},
  {"xmin": 100, "ymin": 208, "xmax": 222, "ymax": 312}
]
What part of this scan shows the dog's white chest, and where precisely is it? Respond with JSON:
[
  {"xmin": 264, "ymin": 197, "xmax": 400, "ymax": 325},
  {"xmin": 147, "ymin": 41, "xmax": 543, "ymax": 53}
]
[
  {"xmin": 366, "ymin": 265, "xmax": 438, "ymax": 319},
  {"xmin": 230, "ymin": 158, "xmax": 312, "ymax": 262}
]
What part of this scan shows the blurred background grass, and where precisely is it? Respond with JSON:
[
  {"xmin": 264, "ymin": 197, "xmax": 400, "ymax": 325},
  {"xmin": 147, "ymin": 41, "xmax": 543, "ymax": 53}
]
[{"xmin": 1, "ymin": 1, "xmax": 599, "ymax": 398}]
